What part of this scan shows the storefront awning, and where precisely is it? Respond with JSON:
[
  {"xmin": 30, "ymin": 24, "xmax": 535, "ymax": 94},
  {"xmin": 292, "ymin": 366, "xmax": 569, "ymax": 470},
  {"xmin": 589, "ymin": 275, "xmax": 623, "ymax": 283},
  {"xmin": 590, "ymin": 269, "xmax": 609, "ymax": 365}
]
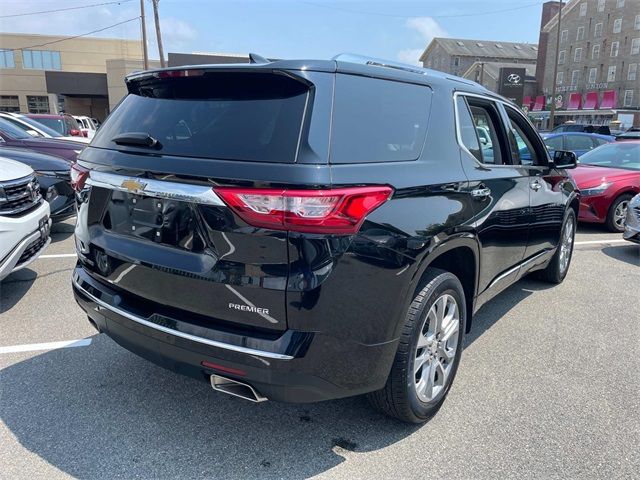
[
  {"xmin": 601, "ymin": 90, "xmax": 617, "ymax": 109},
  {"xmin": 584, "ymin": 92, "xmax": 599, "ymax": 110},
  {"xmin": 523, "ymin": 96, "xmax": 533, "ymax": 109},
  {"xmin": 45, "ymin": 71, "xmax": 108, "ymax": 97},
  {"xmin": 567, "ymin": 93, "xmax": 582, "ymax": 110},
  {"xmin": 532, "ymin": 95, "xmax": 545, "ymax": 111}
]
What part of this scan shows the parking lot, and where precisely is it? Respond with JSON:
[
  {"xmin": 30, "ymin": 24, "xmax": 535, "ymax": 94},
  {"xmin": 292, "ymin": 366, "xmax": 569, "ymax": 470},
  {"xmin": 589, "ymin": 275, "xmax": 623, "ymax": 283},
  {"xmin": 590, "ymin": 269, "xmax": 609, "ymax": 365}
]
[{"xmin": 1, "ymin": 219, "xmax": 638, "ymax": 480}]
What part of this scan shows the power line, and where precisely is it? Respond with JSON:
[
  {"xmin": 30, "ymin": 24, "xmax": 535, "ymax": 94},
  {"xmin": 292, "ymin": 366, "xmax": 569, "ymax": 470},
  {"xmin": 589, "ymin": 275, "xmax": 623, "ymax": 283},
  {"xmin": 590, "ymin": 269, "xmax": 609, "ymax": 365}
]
[
  {"xmin": 15, "ymin": 17, "xmax": 140, "ymax": 50},
  {"xmin": 300, "ymin": 1, "xmax": 545, "ymax": 19},
  {"xmin": 0, "ymin": 0, "xmax": 135, "ymax": 19}
]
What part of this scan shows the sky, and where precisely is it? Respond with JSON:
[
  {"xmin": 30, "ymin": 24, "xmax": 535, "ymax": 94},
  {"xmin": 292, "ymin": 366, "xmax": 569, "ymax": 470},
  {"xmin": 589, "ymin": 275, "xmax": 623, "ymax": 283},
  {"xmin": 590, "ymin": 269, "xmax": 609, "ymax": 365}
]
[{"xmin": 0, "ymin": 1, "xmax": 546, "ymax": 65}]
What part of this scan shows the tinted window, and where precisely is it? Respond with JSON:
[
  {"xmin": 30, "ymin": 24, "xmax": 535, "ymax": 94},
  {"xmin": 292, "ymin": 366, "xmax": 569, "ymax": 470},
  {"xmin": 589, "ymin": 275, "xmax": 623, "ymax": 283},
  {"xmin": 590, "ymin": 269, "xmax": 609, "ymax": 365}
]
[
  {"xmin": 330, "ymin": 75, "xmax": 430, "ymax": 163},
  {"xmin": 544, "ymin": 136, "xmax": 563, "ymax": 151},
  {"xmin": 456, "ymin": 96, "xmax": 482, "ymax": 162},
  {"xmin": 34, "ymin": 117, "xmax": 67, "ymax": 135},
  {"xmin": 565, "ymin": 134, "xmax": 594, "ymax": 151},
  {"xmin": 504, "ymin": 106, "xmax": 546, "ymax": 166},
  {"xmin": 467, "ymin": 102, "xmax": 505, "ymax": 165},
  {"xmin": 93, "ymin": 72, "xmax": 309, "ymax": 163},
  {"xmin": 18, "ymin": 116, "xmax": 63, "ymax": 137},
  {"xmin": 579, "ymin": 143, "xmax": 640, "ymax": 170},
  {"xmin": 593, "ymin": 137, "xmax": 610, "ymax": 146}
]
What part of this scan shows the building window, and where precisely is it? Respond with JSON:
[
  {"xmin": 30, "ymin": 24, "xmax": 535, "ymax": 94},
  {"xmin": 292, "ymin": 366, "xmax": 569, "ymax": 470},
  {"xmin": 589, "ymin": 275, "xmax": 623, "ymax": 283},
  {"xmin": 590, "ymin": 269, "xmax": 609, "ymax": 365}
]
[
  {"xmin": 571, "ymin": 70, "xmax": 580, "ymax": 85},
  {"xmin": 556, "ymin": 71, "xmax": 564, "ymax": 85},
  {"xmin": 577, "ymin": 26, "xmax": 585, "ymax": 40},
  {"xmin": 453, "ymin": 57, "xmax": 460, "ymax": 67},
  {"xmin": 598, "ymin": 0, "xmax": 606, "ymax": 11},
  {"xmin": 607, "ymin": 65, "xmax": 616, "ymax": 81},
  {"xmin": 0, "ymin": 95, "xmax": 20, "ymax": 112},
  {"xmin": 623, "ymin": 90, "xmax": 633, "ymax": 107},
  {"xmin": 616, "ymin": 0, "xmax": 625, "ymax": 7},
  {"xmin": 636, "ymin": 14, "xmax": 640, "ymax": 30},
  {"xmin": 632, "ymin": 38, "xmax": 640, "ymax": 55},
  {"xmin": 613, "ymin": 18, "xmax": 622, "ymax": 34},
  {"xmin": 560, "ymin": 30, "xmax": 568, "ymax": 43},
  {"xmin": 628, "ymin": 63, "xmax": 638, "ymax": 80},
  {"xmin": 579, "ymin": 3, "xmax": 587, "ymax": 16},
  {"xmin": 26, "ymin": 95, "xmax": 50, "ymax": 113},
  {"xmin": 558, "ymin": 50, "xmax": 566, "ymax": 64},
  {"xmin": 611, "ymin": 41, "xmax": 620, "ymax": 57},
  {"xmin": 594, "ymin": 23, "xmax": 603, "ymax": 37},
  {"xmin": 0, "ymin": 50, "xmax": 15, "ymax": 69},
  {"xmin": 588, "ymin": 67, "xmax": 598, "ymax": 83},
  {"xmin": 574, "ymin": 47, "xmax": 583, "ymax": 62},
  {"xmin": 592, "ymin": 44, "xmax": 601, "ymax": 59},
  {"xmin": 22, "ymin": 50, "xmax": 61, "ymax": 70}
]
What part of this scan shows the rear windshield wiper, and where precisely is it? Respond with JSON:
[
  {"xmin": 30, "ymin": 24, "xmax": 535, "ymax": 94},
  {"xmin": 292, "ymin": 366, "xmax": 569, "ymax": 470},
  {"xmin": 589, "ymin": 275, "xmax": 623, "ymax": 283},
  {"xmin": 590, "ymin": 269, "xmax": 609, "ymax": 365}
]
[{"xmin": 112, "ymin": 132, "xmax": 162, "ymax": 150}]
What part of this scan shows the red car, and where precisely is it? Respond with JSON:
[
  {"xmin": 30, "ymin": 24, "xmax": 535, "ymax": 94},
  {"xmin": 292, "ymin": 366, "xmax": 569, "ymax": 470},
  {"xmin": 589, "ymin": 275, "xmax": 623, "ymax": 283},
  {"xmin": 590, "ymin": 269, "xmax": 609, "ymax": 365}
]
[
  {"xmin": 25, "ymin": 113, "xmax": 86, "ymax": 138},
  {"xmin": 571, "ymin": 141, "xmax": 640, "ymax": 232}
]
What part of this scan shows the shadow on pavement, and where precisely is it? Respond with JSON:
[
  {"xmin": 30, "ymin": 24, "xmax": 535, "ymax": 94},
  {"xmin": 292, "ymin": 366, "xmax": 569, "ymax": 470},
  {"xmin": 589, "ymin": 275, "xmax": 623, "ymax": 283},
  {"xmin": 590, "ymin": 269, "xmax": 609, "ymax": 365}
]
[
  {"xmin": 0, "ymin": 268, "xmax": 37, "ymax": 314},
  {"xmin": 601, "ymin": 244, "xmax": 640, "ymax": 267},
  {"xmin": 50, "ymin": 221, "xmax": 75, "ymax": 244}
]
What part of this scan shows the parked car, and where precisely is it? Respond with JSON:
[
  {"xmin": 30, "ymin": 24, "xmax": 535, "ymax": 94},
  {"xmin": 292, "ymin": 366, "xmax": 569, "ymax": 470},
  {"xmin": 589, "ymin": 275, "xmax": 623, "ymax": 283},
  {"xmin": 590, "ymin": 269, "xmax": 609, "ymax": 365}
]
[
  {"xmin": 0, "ymin": 112, "xmax": 89, "ymax": 143},
  {"xmin": 571, "ymin": 141, "xmax": 640, "ymax": 232},
  {"xmin": 542, "ymin": 132, "xmax": 614, "ymax": 157},
  {"xmin": 615, "ymin": 130, "xmax": 640, "ymax": 141},
  {"xmin": 551, "ymin": 123, "xmax": 611, "ymax": 135},
  {"xmin": 71, "ymin": 56, "xmax": 579, "ymax": 423},
  {"xmin": 0, "ymin": 147, "xmax": 74, "ymax": 222},
  {"xmin": 0, "ymin": 118, "xmax": 84, "ymax": 162},
  {"xmin": 73, "ymin": 116, "xmax": 98, "ymax": 139},
  {"xmin": 24, "ymin": 113, "xmax": 85, "ymax": 138},
  {"xmin": 0, "ymin": 156, "xmax": 51, "ymax": 281},
  {"xmin": 623, "ymin": 194, "xmax": 640, "ymax": 244}
]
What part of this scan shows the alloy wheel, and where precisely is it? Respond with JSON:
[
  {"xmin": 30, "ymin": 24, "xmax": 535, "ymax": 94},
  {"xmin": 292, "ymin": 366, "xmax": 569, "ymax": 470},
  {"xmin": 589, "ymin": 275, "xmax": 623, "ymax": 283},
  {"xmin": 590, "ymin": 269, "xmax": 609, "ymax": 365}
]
[
  {"xmin": 414, "ymin": 294, "xmax": 460, "ymax": 403},
  {"xmin": 559, "ymin": 215, "xmax": 575, "ymax": 274},
  {"xmin": 614, "ymin": 200, "xmax": 629, "ymax": 230}
]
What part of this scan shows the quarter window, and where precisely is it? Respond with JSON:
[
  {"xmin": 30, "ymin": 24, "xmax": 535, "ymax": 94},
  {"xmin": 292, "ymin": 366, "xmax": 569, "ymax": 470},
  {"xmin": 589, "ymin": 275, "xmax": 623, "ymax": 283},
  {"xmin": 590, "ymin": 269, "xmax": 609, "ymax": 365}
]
[
  {"xmin": 455, "ymin": 96, "xmax": 482, "ymax": 163},
  {"xmin": 465, "ymin": 99, "xmax": 506, "ymax": 165},
  {"xmin": 505, "ymin": 106, "xmax": 545, "ymax": 166}
]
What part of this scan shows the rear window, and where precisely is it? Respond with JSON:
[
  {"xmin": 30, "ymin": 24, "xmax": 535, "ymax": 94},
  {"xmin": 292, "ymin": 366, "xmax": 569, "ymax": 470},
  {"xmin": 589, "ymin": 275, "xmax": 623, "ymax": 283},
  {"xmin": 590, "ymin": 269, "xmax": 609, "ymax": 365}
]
[
  {"xmin": 330, "ymin": 74, "xmax": 430, "ymax": 163},
  {"xmin": 34, "ymin": 117, "xmax": 67, "ymax": 135},
  {"xmin": 92, "ymin": 72, "xmax": 309, "ymax": 163}
]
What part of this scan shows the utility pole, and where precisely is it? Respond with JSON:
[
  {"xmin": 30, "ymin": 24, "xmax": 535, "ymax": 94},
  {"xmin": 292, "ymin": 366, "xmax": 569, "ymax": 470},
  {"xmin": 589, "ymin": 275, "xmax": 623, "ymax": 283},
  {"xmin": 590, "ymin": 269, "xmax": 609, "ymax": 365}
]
[
  {"xmin": 152, "ymin": 0, "xmax": 165, "ymax": 67},
  {"xmin": 140, "ymin": 0, "xmax": 149, "ymax": 70},
  {"xmin": 548, "ymin": 0, "xmax": 564, "ymax": 130}
]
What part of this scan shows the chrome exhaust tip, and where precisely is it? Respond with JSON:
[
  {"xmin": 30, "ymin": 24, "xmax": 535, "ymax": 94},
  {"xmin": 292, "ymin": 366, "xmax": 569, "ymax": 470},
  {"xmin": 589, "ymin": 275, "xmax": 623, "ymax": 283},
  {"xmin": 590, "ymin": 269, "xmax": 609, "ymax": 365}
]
[{"xmin": 210, "ymin": 374, "xmax": 268, "ymax": 403}]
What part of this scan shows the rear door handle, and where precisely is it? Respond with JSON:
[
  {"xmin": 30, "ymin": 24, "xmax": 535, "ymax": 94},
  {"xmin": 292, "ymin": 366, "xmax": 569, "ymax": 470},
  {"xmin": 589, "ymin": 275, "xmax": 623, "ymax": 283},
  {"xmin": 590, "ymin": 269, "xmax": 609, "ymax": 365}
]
[
  {"xmin": 530, "ymin": 179, "xmax": 542, "ymax": 191},
  {"xmin": 471, "ymin": 188, "xmax": 491, "ymax": 198}
]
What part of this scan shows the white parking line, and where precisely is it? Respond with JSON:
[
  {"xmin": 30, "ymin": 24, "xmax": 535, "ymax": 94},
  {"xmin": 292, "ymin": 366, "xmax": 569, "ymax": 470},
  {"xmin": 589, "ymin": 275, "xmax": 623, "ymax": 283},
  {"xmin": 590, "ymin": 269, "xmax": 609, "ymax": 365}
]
[
  {"xmin": 574, "ymin": 239, "xmax": 627, "ymax": 246},
  {"xmin": 0, "ymin": 338, "xmax": 92, "ymax": 354},
  {"xmin": 39, "ymin": 253, "xmax": 77, "ymax": 258}
]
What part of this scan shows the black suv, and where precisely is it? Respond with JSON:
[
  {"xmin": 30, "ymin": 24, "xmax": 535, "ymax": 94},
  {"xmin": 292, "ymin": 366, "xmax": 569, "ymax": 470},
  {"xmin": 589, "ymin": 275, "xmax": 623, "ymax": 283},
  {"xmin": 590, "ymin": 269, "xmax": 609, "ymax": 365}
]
[{"xmin": 71, "ymin": 55, "xmax": 579, "ymax": 423}]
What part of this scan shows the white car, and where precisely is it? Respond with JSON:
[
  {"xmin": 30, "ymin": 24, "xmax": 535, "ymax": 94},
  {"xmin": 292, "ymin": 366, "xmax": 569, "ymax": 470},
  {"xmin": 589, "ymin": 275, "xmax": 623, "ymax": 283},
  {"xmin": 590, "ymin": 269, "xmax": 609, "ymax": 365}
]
[
  {"xmin": 0, "ymin": 157, "xmax": 51, "ymax": 281},
  {"xmin": 0, "ymin": 112, "xmax": 89, "ymax": 144},
  {"xmin": 73, "ymin": 116, "xmax": 98, "ymax": 140}
]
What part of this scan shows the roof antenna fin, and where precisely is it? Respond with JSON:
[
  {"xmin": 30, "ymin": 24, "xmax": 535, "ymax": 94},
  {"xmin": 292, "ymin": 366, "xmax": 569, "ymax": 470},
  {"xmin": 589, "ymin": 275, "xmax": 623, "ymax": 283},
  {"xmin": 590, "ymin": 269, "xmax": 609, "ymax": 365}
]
[{"xmin": 249, "ymin": 53, "xmax": 269, "ymax": 64}]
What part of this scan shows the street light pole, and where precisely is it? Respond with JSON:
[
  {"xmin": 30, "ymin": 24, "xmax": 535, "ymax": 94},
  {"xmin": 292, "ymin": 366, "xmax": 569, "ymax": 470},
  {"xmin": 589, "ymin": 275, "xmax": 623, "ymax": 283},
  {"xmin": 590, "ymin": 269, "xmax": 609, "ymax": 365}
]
[
  {"xmin": 548, "ymin": 0, "xmax": 564, "ymax": 130},
  {"xmin": 152, "ymin": 0, "xmax": 166, "ymax": 68},
  {"xmin": 140, "ymin": 0, "xmax": 149, "ymax": 70}
]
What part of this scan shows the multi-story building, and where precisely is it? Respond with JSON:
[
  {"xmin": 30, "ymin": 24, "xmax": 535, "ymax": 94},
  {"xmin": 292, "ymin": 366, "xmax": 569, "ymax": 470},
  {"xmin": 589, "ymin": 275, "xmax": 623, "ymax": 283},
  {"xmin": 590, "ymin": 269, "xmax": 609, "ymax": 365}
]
[
  {"xmin": 0, "ymin": 33, "xmax": 143, "ymax": 120},
  {"xmin": 535, "ymin": 0, "xmax": 640, "ymax": 128},
  {"xmin": 419, "ymin": 38, "xmax": 538, "ymax": 77}
]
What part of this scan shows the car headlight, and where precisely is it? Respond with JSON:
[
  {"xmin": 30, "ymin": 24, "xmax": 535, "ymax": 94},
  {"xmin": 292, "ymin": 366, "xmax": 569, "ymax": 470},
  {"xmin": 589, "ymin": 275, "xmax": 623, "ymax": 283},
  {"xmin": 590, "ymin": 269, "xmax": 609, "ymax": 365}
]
[{"xmin": 581, "ymin": 182, "xmax": 612, "ymax": 196}]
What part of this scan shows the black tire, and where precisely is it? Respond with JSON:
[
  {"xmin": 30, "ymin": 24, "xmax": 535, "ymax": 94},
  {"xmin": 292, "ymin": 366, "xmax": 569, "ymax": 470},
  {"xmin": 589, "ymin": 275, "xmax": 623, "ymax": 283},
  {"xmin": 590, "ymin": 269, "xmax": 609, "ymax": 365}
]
[
  {"xmin": 605, "ymin": 194, "xmax": 633, "ymax": 233},
  {"xmin": 536, "ymin": 209, "xmax": 576, "ymax": 284},
  {"xmin": 368, "ymin": 268, "xmax": 465, "ymax": 423}
]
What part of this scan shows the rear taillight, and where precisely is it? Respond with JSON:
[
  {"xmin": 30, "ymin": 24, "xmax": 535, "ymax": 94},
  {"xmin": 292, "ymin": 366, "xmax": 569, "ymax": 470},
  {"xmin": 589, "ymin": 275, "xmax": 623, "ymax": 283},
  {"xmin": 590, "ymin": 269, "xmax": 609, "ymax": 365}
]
[
  {"xmin": 70, "ymin": 163, "xmax": 89, "ymax": 191},
  {"xmin": 215, "ymin": 186, "xmax": 393, "ymax": 234}
]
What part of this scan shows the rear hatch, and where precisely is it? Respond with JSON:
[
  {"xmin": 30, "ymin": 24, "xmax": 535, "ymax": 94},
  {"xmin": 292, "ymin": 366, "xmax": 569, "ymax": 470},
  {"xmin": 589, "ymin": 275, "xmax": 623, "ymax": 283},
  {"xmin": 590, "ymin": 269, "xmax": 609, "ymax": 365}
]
[{"xmin": 75, "ymin": 68, "xmax": 323, "ymax": 332}]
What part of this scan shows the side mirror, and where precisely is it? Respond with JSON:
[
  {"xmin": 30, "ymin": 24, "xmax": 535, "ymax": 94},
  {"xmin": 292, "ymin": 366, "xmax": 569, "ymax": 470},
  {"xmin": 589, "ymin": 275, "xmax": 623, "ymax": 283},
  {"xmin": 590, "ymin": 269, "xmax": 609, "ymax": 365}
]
[
  {"xmin": 551, "ymin": 150, "xmax": 578, "ymax": 169},
  {"xmin": 26, "ymin": 129, "xmax": 41, "ymax": 137}
]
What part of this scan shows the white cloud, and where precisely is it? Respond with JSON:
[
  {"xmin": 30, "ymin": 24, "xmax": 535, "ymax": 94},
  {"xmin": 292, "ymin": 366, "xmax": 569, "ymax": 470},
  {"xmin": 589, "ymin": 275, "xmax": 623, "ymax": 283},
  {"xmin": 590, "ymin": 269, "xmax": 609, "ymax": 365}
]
[{"xmin": 397, "ymin": 16, "xmax": 448, "ymax": 65}]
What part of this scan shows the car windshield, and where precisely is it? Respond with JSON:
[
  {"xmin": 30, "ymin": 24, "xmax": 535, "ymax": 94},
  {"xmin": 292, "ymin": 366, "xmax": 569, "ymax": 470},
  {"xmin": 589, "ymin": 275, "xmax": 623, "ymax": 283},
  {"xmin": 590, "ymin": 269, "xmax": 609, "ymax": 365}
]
[
  {"xmin": 579, "ymin": 143, "xmax": 640, "ymax": 171},
  {"xmin": 34, "ymin": 117, "xmax": 68, "ymax": 135},
  {"xmin": 18, "ymin": 116, "xmax": 63, "ymax": 137},
  {"xmin": 0, "ymin": 117, "xmax": 33, "ymax": 139}
]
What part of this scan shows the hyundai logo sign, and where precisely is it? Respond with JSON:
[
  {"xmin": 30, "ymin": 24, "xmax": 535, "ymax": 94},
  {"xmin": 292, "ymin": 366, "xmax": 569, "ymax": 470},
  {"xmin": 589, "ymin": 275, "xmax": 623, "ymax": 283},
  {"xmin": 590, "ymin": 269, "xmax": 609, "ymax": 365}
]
[{"xmin": 507, "ymin": 73, "xmax": 521, "ymax": 84}]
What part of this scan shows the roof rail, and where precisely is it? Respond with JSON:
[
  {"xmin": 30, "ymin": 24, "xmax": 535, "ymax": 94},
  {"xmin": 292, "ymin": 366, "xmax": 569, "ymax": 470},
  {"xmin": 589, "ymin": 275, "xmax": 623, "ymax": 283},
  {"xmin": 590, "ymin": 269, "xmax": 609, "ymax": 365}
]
[
  {"xmin": 249, "ymin": 53, "xmax": 270, "ymax": 64},
  {"xmin": 332, "ymin": 53, "xmax": 426, "ymax": 75}
]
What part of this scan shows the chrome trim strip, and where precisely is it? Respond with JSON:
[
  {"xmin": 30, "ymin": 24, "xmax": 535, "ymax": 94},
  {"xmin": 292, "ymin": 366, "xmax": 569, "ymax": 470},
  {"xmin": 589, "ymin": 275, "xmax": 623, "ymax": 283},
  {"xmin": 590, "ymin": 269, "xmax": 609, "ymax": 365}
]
[
  {"xmin": 73, "ymin": 277, "xmax": 294, "ymax": 360},
  {"xmin": 486, "ymin": 250, "xmax": 550, "ymax": 291},
  {"xmin": 87, "ymin": 171, "xmax": 225, "ymax": 206}
]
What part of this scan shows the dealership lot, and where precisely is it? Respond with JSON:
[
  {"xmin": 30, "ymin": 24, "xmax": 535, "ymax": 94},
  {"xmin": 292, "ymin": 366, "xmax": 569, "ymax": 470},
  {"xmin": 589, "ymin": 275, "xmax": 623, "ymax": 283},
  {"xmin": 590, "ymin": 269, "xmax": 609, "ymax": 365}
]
[{"xmin": 1, "ymin": 220, "xmax": 638, "ymax": 480}]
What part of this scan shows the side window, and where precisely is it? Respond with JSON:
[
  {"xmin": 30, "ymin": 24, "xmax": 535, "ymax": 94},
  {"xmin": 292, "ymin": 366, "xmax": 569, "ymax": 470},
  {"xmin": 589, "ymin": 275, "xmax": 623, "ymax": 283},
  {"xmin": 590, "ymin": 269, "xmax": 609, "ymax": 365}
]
[
  {"xmin": 565, "ymin": 134, "xmax": 595, "ymax": 151},
  {"xmin": 504, "ymin": 106, "xmax": 548, "ymax": 166},
  {"xmin": 544, "ymin": 136, "xmax": 563, "ymax": 151},
  {"xmin": 593, "ymin": 137, "xmax": 610, "ymax": 147},
  {"xmin": 465, "ymin": 99, "xmax": 506, "ymax": 165},
  {"xmin": 455, "ymin": 96, "xmax": 482, "ymax": 162}
]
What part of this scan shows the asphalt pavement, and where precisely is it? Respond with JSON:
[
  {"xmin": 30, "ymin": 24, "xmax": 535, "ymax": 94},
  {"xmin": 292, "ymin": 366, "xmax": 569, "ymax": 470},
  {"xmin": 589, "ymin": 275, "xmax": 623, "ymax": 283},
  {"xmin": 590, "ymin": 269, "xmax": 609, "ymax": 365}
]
[{"xmin": 1, "ymin": 219, "xmax": 638, "ymax": 480}]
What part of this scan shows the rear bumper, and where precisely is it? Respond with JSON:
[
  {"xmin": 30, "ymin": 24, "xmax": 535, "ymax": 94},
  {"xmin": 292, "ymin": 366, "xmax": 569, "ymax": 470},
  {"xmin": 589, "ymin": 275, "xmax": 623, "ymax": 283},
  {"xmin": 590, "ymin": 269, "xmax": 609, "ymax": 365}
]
[{"xmin": 72, "ymin": 265, "xmax": 398, "ymax": 403}]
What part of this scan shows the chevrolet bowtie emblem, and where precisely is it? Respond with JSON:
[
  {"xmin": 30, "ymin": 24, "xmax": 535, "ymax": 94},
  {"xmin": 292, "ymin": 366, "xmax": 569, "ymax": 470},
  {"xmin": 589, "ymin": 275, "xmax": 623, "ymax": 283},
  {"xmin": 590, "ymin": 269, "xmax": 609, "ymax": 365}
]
[{"xmin": 121, "ymin": 179, "xmax": 147, "ymax": 193}]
